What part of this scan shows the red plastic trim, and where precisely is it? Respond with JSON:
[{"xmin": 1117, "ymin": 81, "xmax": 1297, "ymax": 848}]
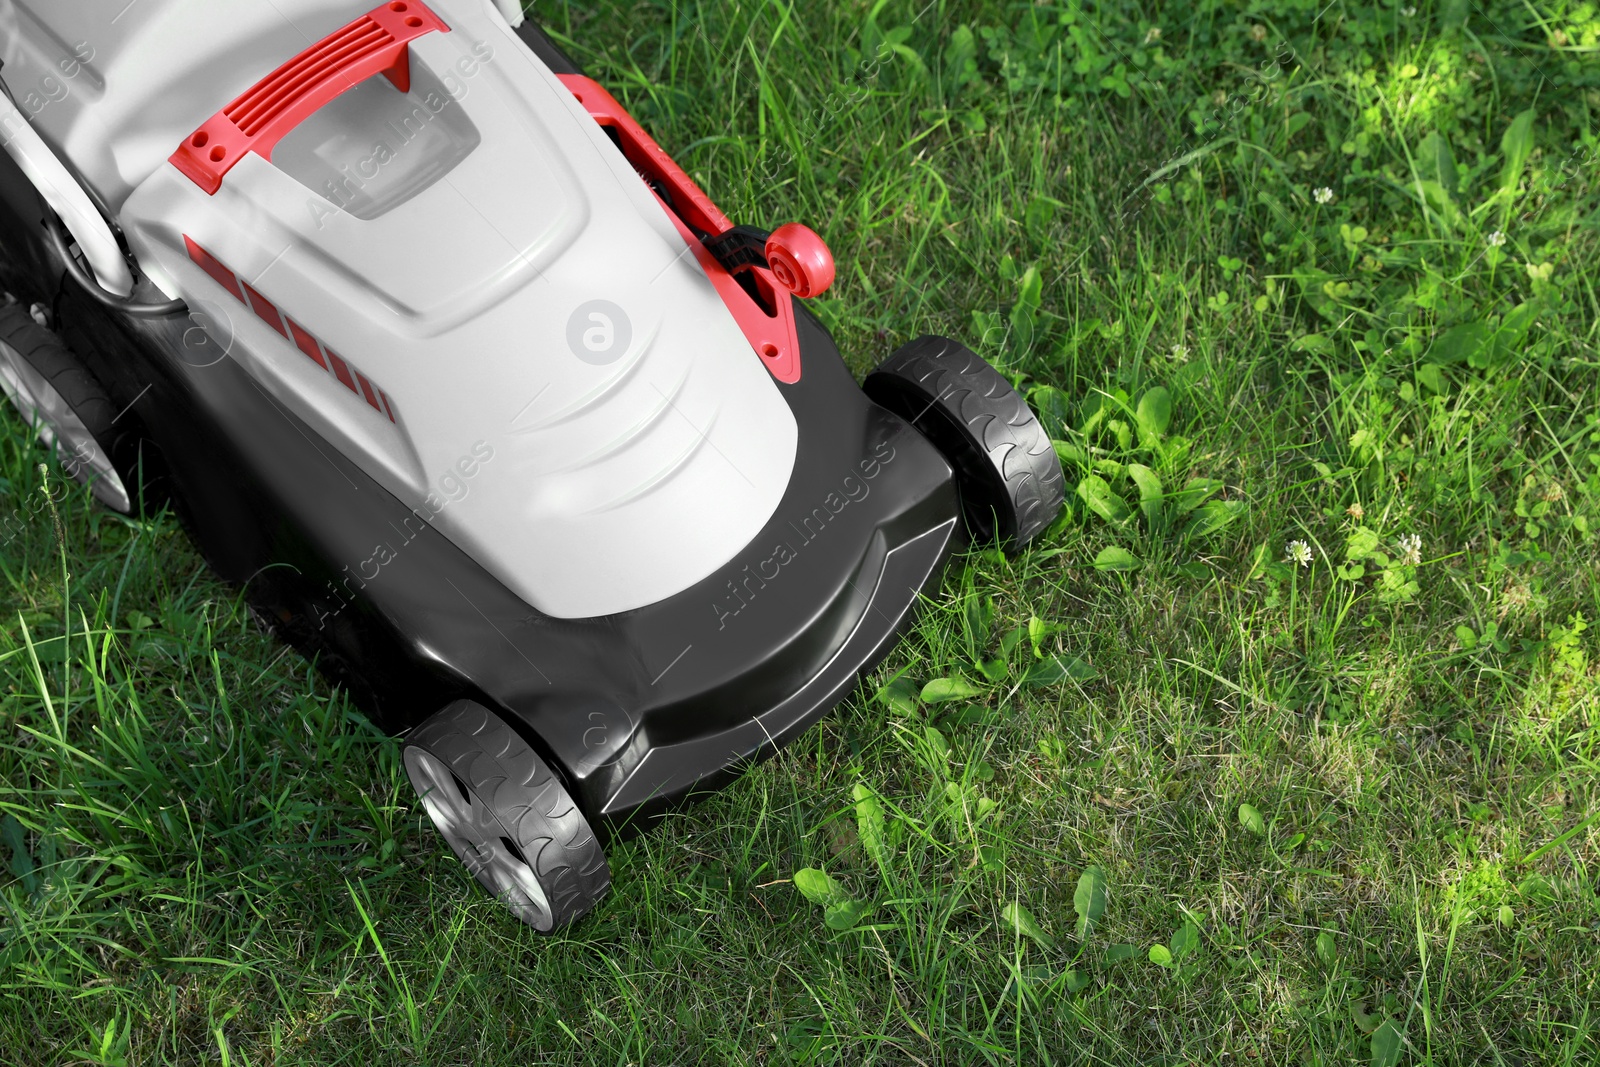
[
  {"xmin": 242, "ymin": 282, "xmax": 289, "ymax": 339},
  {"xmin": 663, "ymin": 209, "xmax": 802, "ymax": 384},
  {"xmin": 288, "ymin": 319, "xmax": 330, "ymax": 369},
  {"xmin": 183, "ymin": 235, "xmax": 243, "ymax": 300},
  {"xmin": 557, "ymin": 74, "xmax": 801, "ymax": 384},
  {"xmin": 325, "ymin": 350, "xmax": 359, "ymax": 392},
  {"xmin": 356, "ymin": 372, "xmax": 383, "ymax": 410},
  {"xmin": 171, "ymin": 1, "xmax": 450, "ymax": 195},
  {"xmin": 557, "ymin": 75, "xmax": 732, "ymax": 237},
  {"xmin": 183, "ymin": 235, "xmax": 397, "ymax": 422}
]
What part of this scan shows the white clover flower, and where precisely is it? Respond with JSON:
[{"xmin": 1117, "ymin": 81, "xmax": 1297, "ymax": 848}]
[
  {"xmin": 1487, "ymin": 231, "xmax": 1506, "ymax": 247},
  {"xmin": 1285, "ymin": 540, "xmax": 1314, "ymax": 567},
  {"xmin": 1170, "ymin": 343, "xmax": 1190, "ymax": 361},
  {"xmin": 1314, "ymin": 187, "xmax": 1334, "ymax": 205},
  {"xmin": 1402, "ymin": 6, "xmax": 1417, "ymax": 16},
  {"xmin": 1397, "ymin": 534, "xmax": 1422, "ymax": 566}
]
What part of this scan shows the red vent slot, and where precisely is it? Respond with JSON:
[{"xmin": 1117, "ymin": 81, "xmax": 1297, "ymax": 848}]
[
  {"xmin": 170, "ymin": 2, "xmax": 449, "ymax": 195},
  {"xmin": 183, "ymin": 236, "xmax": 399, "ymax": 423}
]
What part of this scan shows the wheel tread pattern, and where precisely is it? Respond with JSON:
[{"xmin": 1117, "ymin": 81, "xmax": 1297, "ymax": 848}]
[
  {"xmin": 865, "ymin": 336, "xmax": 1065, "ymax": 548},
  {"xmin": 406, "ymin": 701, "xmax": 610, "ymax": 931},
  {"xmin": 0, "ymin": 303, "xmax": 158, "ymax": 513}
]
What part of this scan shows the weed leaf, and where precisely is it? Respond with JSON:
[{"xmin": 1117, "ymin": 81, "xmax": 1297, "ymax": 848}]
[
  {"xmin": 876, "ymin": 676, "xmax": 918, "ymax": 716},
  {"xmin": 1350, "ymin": 1001, "xmax": 1385, "ymax": 1034},
  {"xmin": 1104, "ymin": 942, "xmax": 1136, "ymax": 963},
  {"xmin": 1292, "ymin": 332, "xmax": 1336, "ymax": 355},
  {"xmin": 963, "ymin": 595, "xmax": 996, "ymax": 658},
  {"xmin": 793, "ymin": 868, "xmax": 846, "ymax": 906},
  {"xmin": 1498, "ymin": 108, "xmax": 1536, "ymax": 196},
  {"xmin": 1414, "ymin": 180, "xmax": 1460, "ymax": 226},
  {"xmin": 937, "ymin": 703, "xmax": 995, "ymax": 730},
  {"xmin": 1023, "ymin": 654, "xmax": 1095, "ymax": 687},
  {"xmin": 1238, "ymin": 803, "xmax": 1267, "ymax": 836},
  {"xmin": 1002, "ymin": 901, "xmax": 1055, "ymax": 949},
  {"xmin": 1093, "ymin": 546, "xmax": 1141, "ymax": 572},
  {"xmin": 1077, "ymin": 475, "xmax": 1131, "ymax": 524},
  {"xmin": 1474, "ymin": 303, "xmax": 1534, "ymax": 370},
  {"xmin": 1026, "ymin": 616, "xmax": 1046, "ymax": 656},
  {"xmin": 1169, "ymin": 920, "xmax": 1200, "ymax": 960},
  {"xmin": 852, "ymin": 784, "xmax": 890, "ymax": 874},
  {"xmin": 977, "ymin": 657, "xmax": 1008, "ymax": 683},
  {"xmin": 1430, "ymin": 320, "xmax": 1488, "ymax": 365},
  {"xmin": 1370, "ymin": 1020, "xmax": 1404, "ymax": 1067},
  {"xmin": 1188, "ymin": 499, "xmax": 1244, "ymax": 537},
  {"xmin": 1135, "ymin": 386, "xmax": 1172, "ymax": 444},
  {"xmin": 1053, "ymin": 439, "xmax": 1088, "ymax": 469},
  {"xmin": 1316, "ymin": 931, "xmax": 1337, "ymax": 969},
  {"xmin": 942, "ymin": 24, "xmax": 977, "ymax": 103},
  {"xmin": 1025, "ymin": 196, "xmax": 1059, "ymax": 241},
  {"xmin": 1005, "ymin": 268, "xmax": 1044, "ymax": 358},
  {"xmin": 1172, "ymin": 477, "xmax": 1222, "ymax": 515},
  {"xmin": 824, "ymin": 899, "xmax": 872, "ymax": 931},
  {"xmin": 921, "ymin": 677, "xmax": 981, "ymax": 703},
  {"xmin": 1149, "ymin": 944, "xmax": 1173, "ymax": 967},
  {"xmin": 1127, "ymin": 464, "xmax": 1165, "ymax": 528},
  {"xmin": 1415, "ymin": 130, "xmax": 1458, "ymax": 196},
  {"xmin": 1073, "ymin": 865, "xmax": 1108, "ymax": 938},
  {"xmin": 1028, "ymin": 386, "xmax": 1071, "ymax": 438}
]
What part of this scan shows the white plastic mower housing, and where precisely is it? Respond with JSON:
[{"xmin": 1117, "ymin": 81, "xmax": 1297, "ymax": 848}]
[{"xmin": 0, "ymin": 0, "xmax": 798, "ymax": 617}]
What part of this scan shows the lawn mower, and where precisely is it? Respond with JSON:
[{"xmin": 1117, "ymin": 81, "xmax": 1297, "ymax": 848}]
[{"xmin": 0, "ymin": 0, "xmax": 1065, "ymax": 930}]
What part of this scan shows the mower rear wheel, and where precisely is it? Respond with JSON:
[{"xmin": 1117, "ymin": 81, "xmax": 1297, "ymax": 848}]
[
  {"xmin": 864, "ymin": 335, "xmax": 1065, "ymax": 550},
  {"xmin": 404, "ymin": 700, "xmax": 609, "ymax": 932},
  {"xmin": 0, "ymin": 301, "xmax": 140, "ymax": 513}
]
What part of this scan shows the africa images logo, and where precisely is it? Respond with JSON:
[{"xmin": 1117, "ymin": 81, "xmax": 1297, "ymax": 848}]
[
  {"xmin": 712, "ymin": 439, "xmax": 898, "ymax": 630},
  {"xmin": 566, "ymin": 299, "xmax": 631, "ymax": 365}
]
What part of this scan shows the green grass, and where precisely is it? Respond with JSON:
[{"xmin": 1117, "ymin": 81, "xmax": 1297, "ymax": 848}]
[{"xmin": 3, "ymin": 0, "xmax": 1599, "ymax": 1063}]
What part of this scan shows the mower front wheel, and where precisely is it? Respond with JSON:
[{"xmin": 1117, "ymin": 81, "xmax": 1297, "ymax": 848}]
[
  {"xmin": 864, "ymin": 335, "xmax": 1065, "ymax": 550},
  {"xmin": 404, "ymin": 701, "xmax": 610, "ymax": 932}
]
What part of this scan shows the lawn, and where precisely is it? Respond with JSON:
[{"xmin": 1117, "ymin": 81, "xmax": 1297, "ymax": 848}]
[{"xmin": 3, "ymin": 0, "xmax": 1598, "ymax": 1063}]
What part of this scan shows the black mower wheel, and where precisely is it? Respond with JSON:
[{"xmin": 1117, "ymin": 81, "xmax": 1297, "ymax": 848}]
[
  {"xmin": 404, "ymin": 700, "xmax": 610, "ymax": 932},
  {"xmin": 0, "ymin": 301, "xmax": 155, "ymax": 513},
  {"xmin": 864, "ymin": 335, "xmax": 1065, "ymax": 550}
]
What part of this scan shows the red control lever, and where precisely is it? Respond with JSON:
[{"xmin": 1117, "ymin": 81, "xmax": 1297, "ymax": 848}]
[{"xmin": 170, "ymin": 1, "xmax": 450, "ymax": 195}]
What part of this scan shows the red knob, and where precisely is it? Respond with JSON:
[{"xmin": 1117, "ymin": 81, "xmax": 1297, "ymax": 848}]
[{"xmin": 765, "ymin": 223, "xmax": 835, "ymax": 299}]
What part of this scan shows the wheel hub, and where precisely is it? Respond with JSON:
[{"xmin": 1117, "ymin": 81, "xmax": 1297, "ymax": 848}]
[{"xmin": 403, "ymin": 747, "xmax": 554, "ymax": 928}]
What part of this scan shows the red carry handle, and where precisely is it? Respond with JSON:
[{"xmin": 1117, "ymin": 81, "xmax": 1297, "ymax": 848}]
[{"xmin": 170, "ymin": 1, "xmax": 450, "ymax": 195}]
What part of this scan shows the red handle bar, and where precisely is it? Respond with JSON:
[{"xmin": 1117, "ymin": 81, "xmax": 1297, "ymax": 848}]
[{"xmin": 170, "ymin": 1, "xmax": 450, "ymax": 195}]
